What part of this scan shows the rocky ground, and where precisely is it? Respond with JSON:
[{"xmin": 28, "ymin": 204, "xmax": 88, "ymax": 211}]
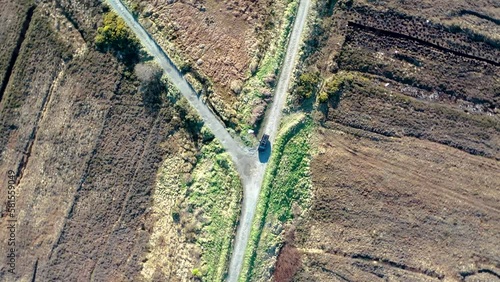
[{"xmin": 273, "ymin": 0, "xmax": 500, "ymax": 281}]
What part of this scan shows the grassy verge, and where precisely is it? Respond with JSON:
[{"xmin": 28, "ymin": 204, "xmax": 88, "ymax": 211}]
[
  {"xmin": 237, "ymin": 0, "xmax": 300, "ymax": 139},
  {"xmin": 239, "ymin": 114, "xmax": 313, "ymax": 282},
  {"xmin": 187, "ymin": 140, "xmax": 243, "ymax": 281},
  {"xmin": 153, "ymin": 136, "xmax": 242, "ymax": 281}
]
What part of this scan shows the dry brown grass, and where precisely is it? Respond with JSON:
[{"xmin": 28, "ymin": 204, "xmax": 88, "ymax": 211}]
[
  {"xmin": 294, "ymin": 127, "xmax": 500, "ymax": 281},
  {"xmin": 133, "ymin": 0, "xmax": 260, "ymax": 96},
  {"xmin": 0, "ymin": 0, "xmax": 32, "ymax": 93},
  {"xmin": 0, "ymin": 1, "xmax": 191, "ymax": 281}
]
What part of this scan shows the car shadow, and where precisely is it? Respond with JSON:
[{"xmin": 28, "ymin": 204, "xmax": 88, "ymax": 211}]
[{"xmin": 258, "ymin": 143, "xmax": 272, "ymax": 163}]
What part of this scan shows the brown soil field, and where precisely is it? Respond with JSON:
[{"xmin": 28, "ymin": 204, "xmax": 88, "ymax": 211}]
[
  {"xmin": 0, "ymin": 0, "xmax": 197, "ymax": 280},
  {"xmin": 274, "ymin": 0, "xmax": 500, "ymax": 281},
  {"xmin": 293, "ymin": 128, "xmax": 500, "ymax": 281},
  {"xmin": 325, "ymin": 75, "xmax": 499, "ymax": 159},
  {"xmin": 355, "ymin": 0, "xmax": 500, "ymax": 41}
]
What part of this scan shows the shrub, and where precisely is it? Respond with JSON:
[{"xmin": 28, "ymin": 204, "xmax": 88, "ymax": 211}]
[
  {"xmin": 295, "ymin": 72, "xmax": 320, "ymax": 99},
  {"xmin": 192, "ymin": 268, "xmax": 202, "ymax": 278},
  {"xmin": 95, "ymin": 12, "xmax": 140, "ymax": 65},
  {"xmin": 200, "ymin": 126, "xmax": 215, "ymax": 143},
  {"xmin": 318, "ymin": 72, "xmax": 354, "ymax": 103},
  {"xmin": 171, "ymin": 211, "xmax": 180, "ymax": 223}
]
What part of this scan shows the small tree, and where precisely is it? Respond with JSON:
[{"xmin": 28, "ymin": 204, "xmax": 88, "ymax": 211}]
[
  {"xmin": 295, "ymin": 72, "xmax": 320, "ymax": 99},
  {"xmin": 95, "ymin": 12, "xmax": 140, "ymax": 65}
]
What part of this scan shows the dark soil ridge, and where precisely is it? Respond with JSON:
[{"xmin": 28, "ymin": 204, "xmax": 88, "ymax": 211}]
[
  {"xmin": 460, "ymin": 268, "xmax": 500, "ymax": 280},
  {"xmin": 0, "ymin": 5, "xmax": 35, "ymax": 103},
  {"xmin": 456, "ymin": 9, "xmax": 500, "ymax": 25},
  {"xmin": 347, "ymin": 5, "xmax": 500, "ymax": 63},
  {"xmin": 338, "ymin": 25, "xmax": 499, "ymax": 115},
  {"xmin": 347, "ymin": 21, "xmax": 499, "ymax": 66},
  {"xmin": 477, "ymin": 269, "xmax": 500, "ymax": 279},
  {"xmin": 88, "ymin": 109, "xmax": 163, "ymax": 280},
  {"xmin": 327, "ymin": 249, "xmax": 445, "ymax": 280},
  {"xmin": 319, "ymin": 266, "xmax": 352, "ymax": 281},
  {"xmin": 31, "ymin": 259, "xmax": 38, "ymax": 282}
]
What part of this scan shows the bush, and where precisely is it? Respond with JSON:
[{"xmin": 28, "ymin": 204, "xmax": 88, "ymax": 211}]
[
  {"xmin": 95, "ymin": 12, "xmax": 140, "ymax": 65},
  {"xmin": 295, "ymin": 72, "xmax": 320, "ymax": 99},
  {"xmin": 318, "ymin": 72, "xmax": 354, "ymax": 103},
  {"xmin": 178, "ymin": 60, "xmax": 193, "ymax": 73},
  {"xmin": 192, "ymin": 268, "xmax": 202, "ymax": 278}
]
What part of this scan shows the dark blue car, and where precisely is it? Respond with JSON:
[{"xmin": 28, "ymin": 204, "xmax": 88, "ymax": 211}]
[{"xmin": 258, "ymin": 134, "xmax": 269, "ymax": 152}]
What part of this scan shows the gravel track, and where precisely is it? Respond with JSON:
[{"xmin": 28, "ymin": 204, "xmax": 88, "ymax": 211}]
[{"xmin": 105, "ymin": 0, "xmax": 311, "ymax": 280}]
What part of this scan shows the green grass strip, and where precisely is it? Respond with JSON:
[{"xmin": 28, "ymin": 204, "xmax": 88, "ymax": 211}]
[{"xmin": 239, "ymin": 115, "xmax": 313, "ymax": 282}]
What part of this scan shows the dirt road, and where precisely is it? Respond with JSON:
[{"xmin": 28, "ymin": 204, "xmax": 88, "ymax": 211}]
[
  {"xmin": 226, "ymin": 0, "xmax": 311, "ymax": 280},
  {"xmin": 105, "ymin": 0, "xmax": 310, "ymax": 280}
]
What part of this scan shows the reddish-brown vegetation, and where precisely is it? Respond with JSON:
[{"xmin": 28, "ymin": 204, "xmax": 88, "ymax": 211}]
[{"xmin": 274, "ymin": 244, "xmax": 301, "ymax": 282}]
